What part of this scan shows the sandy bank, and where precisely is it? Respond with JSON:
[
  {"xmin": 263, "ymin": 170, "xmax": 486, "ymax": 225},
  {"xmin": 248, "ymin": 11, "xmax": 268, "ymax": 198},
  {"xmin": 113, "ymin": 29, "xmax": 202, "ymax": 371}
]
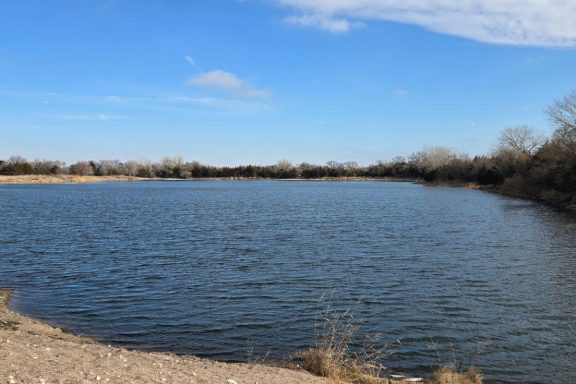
[
  {"xmin": 0, "ymin": 289, "xmax": 327, "ymax": 384},
  {"xmin": 0, "ymin": 175, "xmax": 146, "ymax": 185}
]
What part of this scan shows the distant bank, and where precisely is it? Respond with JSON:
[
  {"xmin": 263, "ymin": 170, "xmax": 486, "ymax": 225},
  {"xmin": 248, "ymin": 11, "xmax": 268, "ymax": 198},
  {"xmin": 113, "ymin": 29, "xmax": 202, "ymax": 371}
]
[
  {"xmin": 0, "ymin": 175, "xmax": 144, "ymax": 184},
  {"xmin": 1, "ymin": 175, "xmax": 574, "ymax": 212},
  {"xmin": 0, "ymin": 175, "xmax": 417, "ymax": 185}
]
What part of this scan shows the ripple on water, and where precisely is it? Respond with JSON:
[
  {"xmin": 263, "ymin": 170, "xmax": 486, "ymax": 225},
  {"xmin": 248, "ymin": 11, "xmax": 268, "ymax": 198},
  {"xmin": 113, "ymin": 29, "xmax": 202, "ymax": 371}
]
[{"xmin": 1, "ymin": 181, "xmax": 576, "ymax": 384}]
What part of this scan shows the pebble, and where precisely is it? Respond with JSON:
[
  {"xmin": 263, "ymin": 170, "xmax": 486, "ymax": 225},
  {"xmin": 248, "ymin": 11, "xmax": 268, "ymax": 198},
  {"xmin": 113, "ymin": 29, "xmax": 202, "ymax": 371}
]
[{"xmin": 227, "ymin": 380, "xmax": 238, "ymax": 384}]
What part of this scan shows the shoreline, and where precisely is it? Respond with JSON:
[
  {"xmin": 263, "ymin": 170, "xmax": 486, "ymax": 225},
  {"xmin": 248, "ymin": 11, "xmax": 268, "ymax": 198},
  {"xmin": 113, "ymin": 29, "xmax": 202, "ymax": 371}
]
[
  {"xmin": 2, "ymin": 174, "xmax": 572, "ymax": 212},
  {"xmin": 3, "ymin": 174, "xmax": 572, "ymax": 212},
  {"xmin": 420, "ymin": 180, "xmax": 576, "ymax": 212},
  {"xmin": 0, "ymin": 288, "xmax": 430, "ymax": 384},
  {"xmin": 0, "ymin": 288, "xmax": 328, "ymax": 384},
  {"xmin": 0, "ymin": 175, "xmax": 146, "ymax": 184},
  {"xmin": 0, "ymin": 175, "xmax": 419, "ymax": 185}
]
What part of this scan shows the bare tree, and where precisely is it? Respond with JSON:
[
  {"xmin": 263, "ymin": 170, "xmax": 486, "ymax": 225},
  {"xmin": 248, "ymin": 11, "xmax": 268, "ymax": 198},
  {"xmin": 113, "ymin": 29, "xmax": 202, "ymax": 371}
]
[
  {"xmin": 275, "ymin": 159, "xmax": 293, "ymax": 171},
  {"xmin": 326, "ymin": 161, "xmax": 342, "ymax": 170},
  {"xmin": 123, "ymin": 161, "xmax": 140, "ymax": 177},
  {"xmin": 160, "ymin": 156, "xmax": 184, "ymax": 177},
  {"xmin": 95, "ymin": 160, "xmax": 123, "ymax": 176},
  {"xmin": 409, "ymin": 146, "xmax": 455, "ymax": 170},
  {"xmin": 137, "ymin": 160, "xmax": 155, "ymax": 178},
  {"xmin": 69, "ymin": 161, "xmax": 94, "ymax": 176},
  {"xmin": 31, "ymin": 159, "xmax": 65, "ymax": 174},
  {"xmin": 547, "ymin": 91, "xmax": 576, "ymax": 146},
  {"xmin": 7, "ymin": 155, "xmax": 28, "ymax": 164},
  {"xmin": 497, "ymin": 125, "xmax": 545, "ymax": 155},
  {"xmin": 391, "ymin": 156, "xmax": 406, "ymax": 164},
  {"xmin": 343, "ymin": 161, "xmax": 359, "ymax": 176}
]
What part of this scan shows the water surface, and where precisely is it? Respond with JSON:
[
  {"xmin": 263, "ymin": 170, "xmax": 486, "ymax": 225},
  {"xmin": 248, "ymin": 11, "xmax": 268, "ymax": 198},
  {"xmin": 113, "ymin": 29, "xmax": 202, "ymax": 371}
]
[{"xmin": 1, "ymin": 181, "xmax": 575, "ymax": 383}]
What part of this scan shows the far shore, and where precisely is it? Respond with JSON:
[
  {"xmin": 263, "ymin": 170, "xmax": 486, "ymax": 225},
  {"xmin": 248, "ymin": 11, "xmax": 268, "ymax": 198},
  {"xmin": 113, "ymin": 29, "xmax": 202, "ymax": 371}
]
[
  {"xmin": 0, "ymin": 174, "xmax": 145, "ymax": 184},
  {"xmin": 2, "ymin": 174, "xmax": 574, "ymax": 213},
  {"xmin": 0, "ymin": 175, "xmax": 418, "ymax": 185}
]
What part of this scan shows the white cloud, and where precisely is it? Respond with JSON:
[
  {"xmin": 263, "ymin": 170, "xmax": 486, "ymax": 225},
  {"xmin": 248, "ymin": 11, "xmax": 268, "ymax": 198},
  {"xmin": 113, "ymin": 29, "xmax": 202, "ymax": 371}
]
[
  {"xmin": 273, "ymin": 0, "xmax": 576, "ymax": 47},
  {"xmin": 187, "ymin": 70, "xmax": 270, "ymax": 99},
  {"xmin": 188, "ymin": 70, "xmax": 244, "ymax": 89},
  {"xmin": 285, "ymin": 14, "xmax": 364, "ymax": 33}
]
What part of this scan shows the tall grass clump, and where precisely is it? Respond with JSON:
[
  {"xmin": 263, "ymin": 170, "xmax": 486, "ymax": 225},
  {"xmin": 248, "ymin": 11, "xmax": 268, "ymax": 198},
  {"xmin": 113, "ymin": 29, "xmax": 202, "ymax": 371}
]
[
  {"xmin": 291, "ymin": 296, "xmax": 393, "ymax": 384},
  {"xmin": 428, "ymin": 366, "xmax": 482, "ymax": 384},
  {"xmin": 289, "ymin": 293, "xmax": 483, "ymax": 384}
]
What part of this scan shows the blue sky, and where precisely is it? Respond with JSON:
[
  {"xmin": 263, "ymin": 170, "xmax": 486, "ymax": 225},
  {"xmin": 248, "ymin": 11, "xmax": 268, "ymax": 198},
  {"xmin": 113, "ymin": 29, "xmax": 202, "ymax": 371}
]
[{"xmin": 1, "ymin": 0, "xmax": 575, "ymax": 165}]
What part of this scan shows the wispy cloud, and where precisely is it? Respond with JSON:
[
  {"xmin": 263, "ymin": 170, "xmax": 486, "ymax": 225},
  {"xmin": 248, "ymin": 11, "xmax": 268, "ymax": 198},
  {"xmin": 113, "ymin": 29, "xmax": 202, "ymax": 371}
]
[
  {"xmin": 187, "ymin": 70, "xmax": 270, "ymax": 99},
  {"xmin": 273, "ymin": 0, "xmax": 576, "ymax": 47},
  {"xmin": 102, "ymin": 95, "xmax": 125, "ymax": 103},
  {"xmin": 59, "ymin": 114, "xmax": 125, "ymax": 121},
  {"xmin": 185, "ymin": 56, "xmax": 195, "ymax": 65},
  {"xmin": 162, "ymin": 96, "xmax": 223, "ymax": 106},
  {"xmin": 393, "ymin": 89, "xmax": 409, "ymax": 97},
  {"xmin": 162, "ymin": 95, "xmax": 269, "ymax": 112},
  {"xmin": 285, "ymin": 14, "xmax": 364, "ymax": 33},
  {"xmin": 2, "ymin": 90, "xmax": 266, "ymax": 116},
  {"xmin": 185, "ymin": 55, "xmax": 204, "ymax": 72}
]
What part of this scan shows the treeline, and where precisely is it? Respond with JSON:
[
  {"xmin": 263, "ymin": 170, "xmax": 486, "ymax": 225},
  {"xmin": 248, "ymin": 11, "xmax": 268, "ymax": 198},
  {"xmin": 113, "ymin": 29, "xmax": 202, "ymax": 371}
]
[
  {"xmin": 1, "ymin": 92, "xmax": 575, "ymax": 207},
  {"xmin": 0, "ymin": 156, "xmax": 420, "ymax": 180},
  {"xmin": 415, "ymin": 91, "xmax": 576, "ymax": 207}
]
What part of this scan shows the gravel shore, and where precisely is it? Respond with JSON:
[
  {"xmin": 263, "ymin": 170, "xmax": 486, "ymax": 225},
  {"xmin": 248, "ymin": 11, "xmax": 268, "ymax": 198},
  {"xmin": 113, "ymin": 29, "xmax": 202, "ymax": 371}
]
[{"xmin": 0, "ymin": 289, "xmax": 327, "ymax": 384}]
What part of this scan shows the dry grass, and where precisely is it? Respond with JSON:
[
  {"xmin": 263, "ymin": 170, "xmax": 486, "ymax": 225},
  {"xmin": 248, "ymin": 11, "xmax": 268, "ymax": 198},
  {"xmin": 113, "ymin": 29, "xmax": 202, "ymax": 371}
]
[
  {"xmin": 428, "ymin": 366, "xmax": 482, "ymax": 384},
  {"xmin": 294, "ymin": 347, "xmax": 390, "ymax": 384},
  {"xmin": 0, "ymin": 174, "xmax": 144, "ymax": 184},
  {"xmin": 289, "ymin": 294, "xmax": 483, "ymax": 384},
  {"xmin": 290, "ymin": 298, "xmax": 393, "ymax": 384}
]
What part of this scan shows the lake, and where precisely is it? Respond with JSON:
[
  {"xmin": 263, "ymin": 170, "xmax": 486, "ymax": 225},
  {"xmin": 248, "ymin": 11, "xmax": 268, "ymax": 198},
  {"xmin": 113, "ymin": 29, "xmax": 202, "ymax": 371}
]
[{"xmin": 0, "ymin": 181, "xmax": 575, "ymax": 383}]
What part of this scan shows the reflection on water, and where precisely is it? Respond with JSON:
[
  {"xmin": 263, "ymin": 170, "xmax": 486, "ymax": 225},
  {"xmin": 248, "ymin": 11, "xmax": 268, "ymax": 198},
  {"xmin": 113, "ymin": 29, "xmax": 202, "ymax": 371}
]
[{"xmin": 0, "ymin": 181, "xmax": 575, "ymax": 383}]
